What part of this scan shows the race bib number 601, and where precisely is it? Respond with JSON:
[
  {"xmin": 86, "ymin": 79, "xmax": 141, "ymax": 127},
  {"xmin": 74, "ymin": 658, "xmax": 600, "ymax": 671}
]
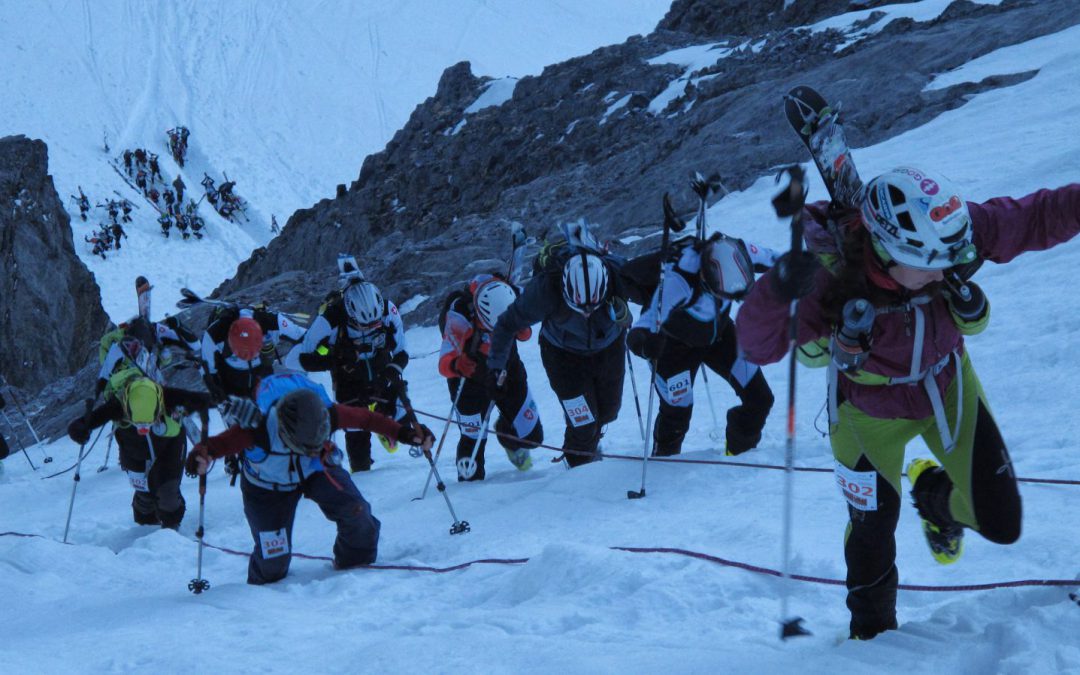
[{"xmin": 834, "ymin": 462, "xmax": 878, "ymax": 511}]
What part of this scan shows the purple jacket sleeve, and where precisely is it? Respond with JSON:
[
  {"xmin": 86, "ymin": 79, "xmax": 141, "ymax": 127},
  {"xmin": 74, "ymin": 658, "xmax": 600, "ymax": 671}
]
[
  {"xmin": 735, "ymin": 266, "xmax": 833, "ymax": 366},
  {"xmin": 970, "ymin": 184, "xmax": 1080, "ymax": 263}
]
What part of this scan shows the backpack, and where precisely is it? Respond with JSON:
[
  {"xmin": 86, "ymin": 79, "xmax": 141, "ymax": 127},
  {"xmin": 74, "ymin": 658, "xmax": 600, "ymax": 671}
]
[{"xmin": 532, "ymin": 220, "xmax": 624, "ymax": 277}]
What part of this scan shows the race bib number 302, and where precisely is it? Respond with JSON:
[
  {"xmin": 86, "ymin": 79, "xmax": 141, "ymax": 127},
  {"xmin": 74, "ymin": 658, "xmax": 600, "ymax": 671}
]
[
  {"xmin": 834, "ymin": 462, "xmax": 878, "ymax": 511},
  {"xmin": 259, "ymin": 528, "xmax": 290, "ymax": 559},
  {"xmin": 127, "ymin": 471, "xmax": 149, "ymax": 492}
]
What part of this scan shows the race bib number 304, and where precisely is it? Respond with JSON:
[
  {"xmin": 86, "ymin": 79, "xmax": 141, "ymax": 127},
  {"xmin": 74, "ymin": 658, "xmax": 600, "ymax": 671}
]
[
  {"xmin": 561, "ymin": 395, "xmax": 595, "ymax": 428},
  {"xmin": 834, "ymin": 462, "xmax": 878, "ymax": 511},
  {"xmin": 259, "ymin": 528, "xmax": 290, "ymax": 559}
]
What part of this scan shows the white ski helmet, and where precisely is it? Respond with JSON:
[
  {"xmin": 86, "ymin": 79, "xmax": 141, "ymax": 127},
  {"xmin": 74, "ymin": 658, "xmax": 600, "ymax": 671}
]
[
  {"xmin": 473, "ymin": 278, "xmax": 517, "ymax": 331},
  {"xmin": 561, "ymin": 252, "xmax": 608, "ymax": 315},
  {"xmin": 343, "ymin": 281, "xmax": 384, "ymax": 326},
  {"xmin": 701, "ymin": 236, "xmax": 755, "ymax": 300},
  {"xmin": 860, "ymin": 167, "xmax": 977, "ymax": 270}
]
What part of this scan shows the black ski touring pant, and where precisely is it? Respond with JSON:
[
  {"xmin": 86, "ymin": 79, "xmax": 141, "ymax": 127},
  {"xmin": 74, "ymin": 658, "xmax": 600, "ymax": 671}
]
[
  {"xmin": 446, "ymin": 355, "xmax": 542, "ymax": 480},
  {"xmin": 333, "ymin": 375, "xmax": 397, "ymax": 472},
  {"xmin": 240, "ymin": 465, "xmax": 381, "ymax": 585},
  {"xmin": 652, "ymin": 322, "xmax": 773, "ymax": 456},
  {"xmin": 540, "ymin": 336, "xmax": 625, "ymax": 467},
  {"xmin": 115, "ymin": 426, "xmax": 186, "ymax": 528}
]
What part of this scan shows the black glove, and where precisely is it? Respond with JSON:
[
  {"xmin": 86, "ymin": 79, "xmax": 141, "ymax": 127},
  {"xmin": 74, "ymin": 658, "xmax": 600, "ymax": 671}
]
[
  {"xmin": 944, "ymin": 274, "xmax": 987, "ymax": 322},
  {"xmin": 67, "ymin": 418, "xmax": 91, "ymax": 445},
  {"xmin": 485, "ymin": 369, "xmax": 509, "ymax": 401},
  {"xmin": 380, "ymin": 363, "xmax": 404, "ymax": 395},
  {"xmin": 639, "ymin": 332, "xmax": 666, "ymax": 361},
  {"xmin": 396, "ymin": 422, "xmax": 434, "ymax": 448},
  {"xmin": 202, "ymin": 374, "xmax": 226, "ymax": 403},
  {"xmin": 771, "ymin": 251, "xmax": 820, "ymax": 301}
]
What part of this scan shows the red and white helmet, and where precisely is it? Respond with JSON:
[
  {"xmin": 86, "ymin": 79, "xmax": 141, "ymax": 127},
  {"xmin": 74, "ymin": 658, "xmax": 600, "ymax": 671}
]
[
  {"xmin": 860, "ymin": 167, "xmax": 977, "ymax": 270},
  {"xmin": 473, "ymin": 278, "xmax": 517, "ymax": 331},
  {"xmin": 561, "ymin": 253, "xmax": 608, "ymax": 315},
  {"xmin": 228, "ymin": 317, "xmax": 264, "ymax": 361}
]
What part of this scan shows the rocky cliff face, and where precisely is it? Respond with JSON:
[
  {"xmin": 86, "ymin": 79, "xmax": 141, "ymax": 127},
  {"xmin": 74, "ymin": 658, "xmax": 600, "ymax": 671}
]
[
  {"xmin": 215, "ymin": 0, "xmax": 1070, "ymax": 330},
  {"xmin": 0, "ymin": 136, "xmax": 110, "ymax": 392}
]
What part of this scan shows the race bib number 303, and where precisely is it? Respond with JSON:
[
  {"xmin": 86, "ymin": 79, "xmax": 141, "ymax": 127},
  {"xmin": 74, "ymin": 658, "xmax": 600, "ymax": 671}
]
[
  {"xmin": 834, "ymin": 462, "xmax": 878, "ymax": 511},
  {"xmin": 259, "ymin": 528, "xmax": 290, "ymax": 559}
]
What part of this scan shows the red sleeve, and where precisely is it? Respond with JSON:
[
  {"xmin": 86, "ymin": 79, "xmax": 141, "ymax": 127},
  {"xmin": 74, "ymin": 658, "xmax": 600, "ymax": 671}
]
[
  {"xmin": 735, "ymin": 266, "xmax": 832, "ymax": 366},
  {"xmin": 332, "ymin": 404, "xmax": 401, "ymax": 439},
  {"xmin": 970, "ymin": 184, "xmax": 1080, "ymax": 264},
  {"xmin": 438, "ymin": 312, "xmax": 473, "ymax": 378},
  {"xmin": 204, "ymin": 426, "xmax": 258, "ymax": 459}
]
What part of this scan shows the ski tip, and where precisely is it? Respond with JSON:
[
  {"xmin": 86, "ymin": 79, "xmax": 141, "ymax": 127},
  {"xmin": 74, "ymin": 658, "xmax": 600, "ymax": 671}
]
[{"xmin": 136, "ymin": 275, "xmax": 150, "ymax": 288}]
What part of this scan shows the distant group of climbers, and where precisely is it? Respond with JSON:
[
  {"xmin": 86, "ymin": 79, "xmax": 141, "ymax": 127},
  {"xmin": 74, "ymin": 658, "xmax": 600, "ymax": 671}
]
[
  {"xmin": 201, "ymin": 172, "xmax": 247, "ymax": 222},
  {"xmin": 71, "ymin": 186, "xmax": 132, "ymax": 259},
  {"xmin": 166, "ymin": 126, "xmax": 189, "ymax": 167}
]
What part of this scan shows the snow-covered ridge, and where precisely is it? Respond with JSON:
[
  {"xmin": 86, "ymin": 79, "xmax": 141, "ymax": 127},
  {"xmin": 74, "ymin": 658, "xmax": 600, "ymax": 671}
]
[{"xmin": 0, "ymin": 0, "xmax": 671, "ymax": 322}]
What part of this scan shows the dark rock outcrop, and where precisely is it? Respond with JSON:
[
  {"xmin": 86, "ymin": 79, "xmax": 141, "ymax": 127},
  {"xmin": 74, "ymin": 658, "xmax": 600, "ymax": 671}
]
[
  {"xmin": 213, "ymin": 0, "xmax": 1071, "ymax": 332},
  {"xmin": 0, "ymin": 136, "xmax": 109, "ymax": 393}
]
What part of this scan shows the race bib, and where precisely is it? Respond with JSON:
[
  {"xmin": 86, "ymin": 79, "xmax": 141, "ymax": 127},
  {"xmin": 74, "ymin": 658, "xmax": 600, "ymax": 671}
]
[
  {"xmin": 561, "ymin": 395, "xmax": 595, "ymax": 428},
  {"xmin": 259, "ymin": 528, "xmax": 290, "ymax": 559},
  {"xmin": 835, "ymin": 462, "xmax": 878, "ymax": 511},
  {"xmin": 127, "ymin": 470, "xmax": 149, "ymax": 492},
  {"xmin": 656, "ymin": 370, "xmax": 693, "ymax": 408},
  {"xmin": 457, "ymin": 411, "xmax": 483, "ymax": 439}
]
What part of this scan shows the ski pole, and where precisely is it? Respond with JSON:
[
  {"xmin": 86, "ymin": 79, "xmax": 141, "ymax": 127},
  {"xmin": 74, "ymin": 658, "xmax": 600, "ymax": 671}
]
[
  {"xmin": 1, "ymin": 381, "xmax": 52, "ymax": 463},
  {"xmin": 698, "ymin": 368, "xmax": 724, "ymax": 444},
  {"xmin": 772, "ymin": 165, "xmax": 811, "ymax": 640},
  {"xmin": 625, "ymin": 348, "xmax": 647, "ymax": 442},
  {"xmin": 393, "ymin": 377, "xmax": 469, "ymax": 535},
  {"xmin": 629, "ymin": 193, "xmax": 685, "ymax": 500},
  {"xmin": 414, "ymin": 382, "xmax": 464, "ymax": 501},
  {"xmin": 63, "ymin": 398, "xmax": 97, "ymax": 544},
  {"xmin": 189, "ymin": 410, "xmax": 211, "ymax": 594},
  {"xmin": 1, "ymin": 409, "xmax": 37, "ymax": 471},
  {"xmin": 97, "ymin": 430, "xmax": 114, "ymax": 472},
  {"xmin": 457, "ymin": 401, "xmax": 496, "ymax": 481}
]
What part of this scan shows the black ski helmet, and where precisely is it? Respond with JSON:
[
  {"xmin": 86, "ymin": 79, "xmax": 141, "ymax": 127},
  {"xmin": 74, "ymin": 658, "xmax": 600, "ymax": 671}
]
[{"xmin": 275, "ymin": 388, "xmax": 331, "ymax": 456}]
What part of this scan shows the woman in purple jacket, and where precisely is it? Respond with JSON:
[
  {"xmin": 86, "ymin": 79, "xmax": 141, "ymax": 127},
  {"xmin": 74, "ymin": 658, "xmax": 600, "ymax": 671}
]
[{"xmin": 736, "ymin": 166, "xmax": 1080, "ymax": 640}]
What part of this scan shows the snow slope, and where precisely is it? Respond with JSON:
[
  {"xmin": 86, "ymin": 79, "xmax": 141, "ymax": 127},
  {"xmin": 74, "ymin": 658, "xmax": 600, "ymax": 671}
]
[
  {"xmin": 3, "ymin": 11, "xmax": 1080, "ymax": 675},
  {"xmin": 0, "ymin": 0, "xmax": 672, "ymax": 321}
]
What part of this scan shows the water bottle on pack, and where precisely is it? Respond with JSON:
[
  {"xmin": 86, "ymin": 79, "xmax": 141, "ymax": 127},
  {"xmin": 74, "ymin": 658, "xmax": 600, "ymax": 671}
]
[{"xmin": 832, "ymin": 298, "xmax": 875, "ymax": 372}]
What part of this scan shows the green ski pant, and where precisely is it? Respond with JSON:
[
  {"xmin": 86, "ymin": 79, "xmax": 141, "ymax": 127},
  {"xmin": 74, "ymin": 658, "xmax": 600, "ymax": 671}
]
[{"xmin": 829, "ymin": 352, "xmax": 1021, "ymax": 634}]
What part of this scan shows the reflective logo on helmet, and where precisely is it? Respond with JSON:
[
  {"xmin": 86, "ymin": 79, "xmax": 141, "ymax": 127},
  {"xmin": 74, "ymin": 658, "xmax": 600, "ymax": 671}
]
[
  {"xmin": 920, "ymin": 178, "xmax": 939, "ymax": 196},
  {"xmin": 930, "ymin": 195, "xmax": 962, "ymax": 222}
]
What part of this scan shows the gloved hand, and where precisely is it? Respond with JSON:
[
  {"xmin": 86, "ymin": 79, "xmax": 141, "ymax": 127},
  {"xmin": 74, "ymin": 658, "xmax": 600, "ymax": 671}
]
[
  {"xmin": 485, "ymin": 369, "xmax": 509, "ymax": 402},
  {"xmin": 396, "ymin": 422, "xmax": 435, "ymax": 451},
  {"xmin": 380, "ymin": 363, "xmax": 404, "ymax": 394},
  {"xmin": 639, "ymin": 332, "xmax": 666, "ymax": 361},
  {"xmin": 771, "ymin": 251, "xmax": 820, "ymax": 301},
  {"xmin": 944, "ymin": 274, "xmax": 987, "ymax": 322},
  {"xmin": 451, "ymin": 353, "xmax": 486, "ymax": 379},
  {"xmin": 185, "ymin": 444, "xmax": 210, "ymax": 477},
  {"xmin": 67, "ymin": 418, "xmax": 91, "ymax": 445}
]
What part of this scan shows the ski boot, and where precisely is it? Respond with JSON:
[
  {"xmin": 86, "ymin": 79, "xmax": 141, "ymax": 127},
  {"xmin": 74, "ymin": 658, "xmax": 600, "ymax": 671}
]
[
  {"xmin": 907, "ymin": 458, "xmax": 964, "ymax": 564},
  {"xmin": 505, "ymin": 448, "xmax": 532, "ymax": 472}
]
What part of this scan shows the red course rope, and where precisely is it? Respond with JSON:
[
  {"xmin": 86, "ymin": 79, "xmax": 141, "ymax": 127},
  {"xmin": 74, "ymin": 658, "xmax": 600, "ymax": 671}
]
[
  {"xmin": 401, "ymin": 404, "xmax": 1080, "ymax": 487},
  {"xmin": 3, "ymin": 531, "xmax": 1074, "ymax": 592}
]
